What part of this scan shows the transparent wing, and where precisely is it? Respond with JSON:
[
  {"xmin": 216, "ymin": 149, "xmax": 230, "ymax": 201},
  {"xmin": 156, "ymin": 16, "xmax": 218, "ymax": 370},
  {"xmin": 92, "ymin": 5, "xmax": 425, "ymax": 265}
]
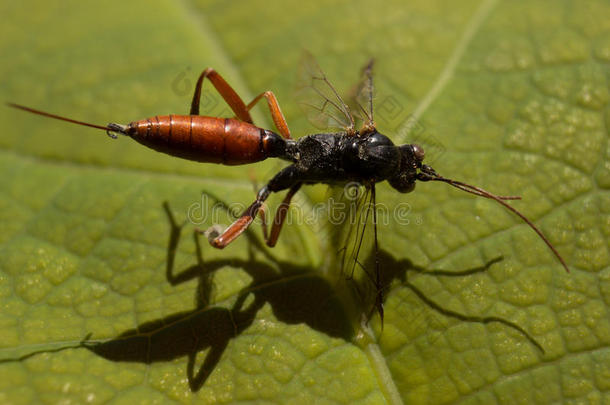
[
  {"xmin": 350, "ymin": 58, "xmax": 375, "ymax": 131},
  {"xmin": 322, "ymin": 182, "xmax": 384, "ymax": 322},
  {"xmin": 335, "ymin": 184, "xmax": 372, "ymax": 280},
  {"xmin": 295, "ymin": 51, "xmax": 355, "ymax": 133}
]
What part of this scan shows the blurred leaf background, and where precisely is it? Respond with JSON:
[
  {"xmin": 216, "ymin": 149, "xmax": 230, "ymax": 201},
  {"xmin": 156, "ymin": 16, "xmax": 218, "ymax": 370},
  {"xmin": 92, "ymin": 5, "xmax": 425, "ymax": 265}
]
[{"xmin": 0, "ymin": 0, "xmax": 609, "ymax": 403}]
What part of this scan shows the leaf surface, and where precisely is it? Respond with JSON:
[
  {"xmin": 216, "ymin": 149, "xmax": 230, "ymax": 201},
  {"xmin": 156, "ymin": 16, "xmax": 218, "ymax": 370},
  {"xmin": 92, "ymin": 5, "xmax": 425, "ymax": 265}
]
[{"xmin": 0, "ymin": 0, "xmax": 608, "ymax": 403}]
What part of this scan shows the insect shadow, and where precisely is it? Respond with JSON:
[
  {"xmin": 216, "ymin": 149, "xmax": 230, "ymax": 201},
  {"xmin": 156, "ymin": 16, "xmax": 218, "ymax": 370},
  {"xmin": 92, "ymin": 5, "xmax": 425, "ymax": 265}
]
[
  {"xmin": 81, "ymin": 200, "xmax": 542, "ymax": 392},
  {"xmin": 355, "ymin": 249, "xmax": 543, "ymax": 353},
  {"xmin": 83, "ymin": 200, "xmax": 355, "ymax": 392},
  {"xmin": 0, "ymin": 201, "xmax": 542, "ymax": 391}
]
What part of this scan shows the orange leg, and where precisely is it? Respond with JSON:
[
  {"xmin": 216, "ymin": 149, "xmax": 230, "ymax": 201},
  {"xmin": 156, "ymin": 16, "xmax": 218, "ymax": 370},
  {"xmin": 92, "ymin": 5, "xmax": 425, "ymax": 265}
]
[
  {"xmin": 205, "ymin": 186, "xmax": 270, "ymax": 249},
  {"xmin": 207, "ymin": 183, "xmax": 301, "ymax": 249},
  {"xmin": 190, "ymin": 68, "xmax": 254, "ymax": 123},
  {"xmin": 190, "ymin": 69, "xmax": 292, "ymax": 139},
  {"xmin": 246, "ymin": 91, "xmax": 292, "ymax": 139},
  {"xmin": 259, "ymin": 183, "xmax": 301, "ymax": 247}
]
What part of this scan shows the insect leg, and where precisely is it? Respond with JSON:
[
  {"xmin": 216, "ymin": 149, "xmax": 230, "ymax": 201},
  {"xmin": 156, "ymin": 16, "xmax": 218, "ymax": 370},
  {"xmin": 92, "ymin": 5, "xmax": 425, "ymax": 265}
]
[
  {"xmin": 245, "ymin": 91, "xmax": 292, "ymax": 139},
  {"xmin": 209, "ymin": 166, "xmax": 301, "ymax": 249},
  {"xmin": 370, "ymin": 184, "xmax": 384, "ymax": 326},
  {"xmin": 209, "ymin": 186, "xmax": 270, "ymax": 248},
  {"xmin": 190, "ymin": 68, "xmax": 254, "ymax": 123},
  {"xmin": 261, "ymin": 183, "xmax": 302, "ymax": 247}
]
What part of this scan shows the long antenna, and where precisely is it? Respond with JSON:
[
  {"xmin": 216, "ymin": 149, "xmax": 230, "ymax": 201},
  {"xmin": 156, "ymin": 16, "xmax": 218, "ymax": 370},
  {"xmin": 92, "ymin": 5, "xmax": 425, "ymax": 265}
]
[
  {"xmin": 6, "ymin": 103, "xmax": 127, "ymax": 138},
  {"xmin": 419, "ymin": 168, "xmax": 569, "ymax": 273}
]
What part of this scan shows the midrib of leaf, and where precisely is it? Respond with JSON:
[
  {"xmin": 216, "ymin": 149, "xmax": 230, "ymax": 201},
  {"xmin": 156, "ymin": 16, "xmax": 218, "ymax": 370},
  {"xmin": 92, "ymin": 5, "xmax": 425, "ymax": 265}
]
[
  {"xmin": 405, "ymin": 0, "xmax": 499, "ymax": 141},
  {"xmin": 363, "ymin": 331, "xmax": 405, "ymax": 405},
  {"xmin": 365, "ymin": 0, "xmax": 501, "ymax": 401},
  {"xmin": 169, "ymin": 0, "xmax": 513, "ymax": 401}
]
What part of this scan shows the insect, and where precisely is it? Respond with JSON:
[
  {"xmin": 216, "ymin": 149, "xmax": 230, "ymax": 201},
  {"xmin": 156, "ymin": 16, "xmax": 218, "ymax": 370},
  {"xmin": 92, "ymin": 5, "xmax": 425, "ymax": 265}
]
[{"xmin": 8, "ymin": 56, "xmax": 569, "ymax": 324}]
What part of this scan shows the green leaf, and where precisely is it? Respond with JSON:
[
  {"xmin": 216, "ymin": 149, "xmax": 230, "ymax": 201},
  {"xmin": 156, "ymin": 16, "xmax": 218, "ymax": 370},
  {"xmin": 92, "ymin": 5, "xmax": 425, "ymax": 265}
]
[{"xmin": 1, "ymin": 0, "xmax": 609, "ymax": 403}]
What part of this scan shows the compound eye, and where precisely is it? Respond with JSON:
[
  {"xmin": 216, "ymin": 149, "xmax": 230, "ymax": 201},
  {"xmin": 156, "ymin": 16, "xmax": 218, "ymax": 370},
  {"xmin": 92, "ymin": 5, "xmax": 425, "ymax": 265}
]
[{"xmin": 411, "ymin": 144, "xmax": 425, "ymax": 161}]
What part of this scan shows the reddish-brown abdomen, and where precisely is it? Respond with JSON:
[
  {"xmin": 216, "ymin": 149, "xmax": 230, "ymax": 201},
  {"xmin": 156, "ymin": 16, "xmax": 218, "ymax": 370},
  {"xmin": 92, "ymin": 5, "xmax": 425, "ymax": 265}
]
[{"xmin": 127, "ymin": 115, "xmax": 269, "ymax": 165}]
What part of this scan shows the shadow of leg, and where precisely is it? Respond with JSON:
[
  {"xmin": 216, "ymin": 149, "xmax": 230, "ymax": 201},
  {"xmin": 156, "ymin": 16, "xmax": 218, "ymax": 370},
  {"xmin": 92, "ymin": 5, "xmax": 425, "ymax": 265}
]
[{"xmin": 187, "ymin": 340, "xmax": 229, "ymax": 392}]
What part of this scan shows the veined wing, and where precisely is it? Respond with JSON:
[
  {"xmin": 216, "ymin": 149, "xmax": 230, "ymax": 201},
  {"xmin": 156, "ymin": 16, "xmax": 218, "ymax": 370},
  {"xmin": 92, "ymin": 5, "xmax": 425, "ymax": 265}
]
[
  {"xmin": 324, "ymin": 181, "xmax": 384, "ymax": 324},
  {"xmin": 347, "ymin": 58, "xmax": 376, "ymax": 133},
  {"xmin": 295, "ymin": 51, "xmax": 356, "ymax": 134}
]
